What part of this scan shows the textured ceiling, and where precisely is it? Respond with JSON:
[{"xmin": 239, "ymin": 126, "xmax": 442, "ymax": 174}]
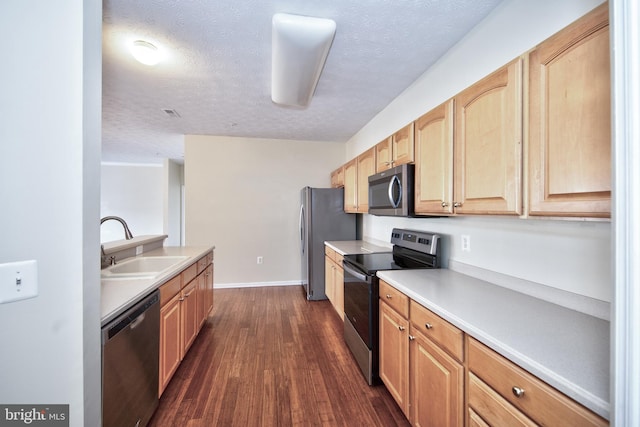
[{"xmin": 102, "ymin": 0, "xmax": 503, "ymax": 164}]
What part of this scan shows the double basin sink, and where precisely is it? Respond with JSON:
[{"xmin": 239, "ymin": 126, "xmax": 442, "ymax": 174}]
[{"xmin": 101, "ymin": 255, "xmax": 189, "ymax": 280}]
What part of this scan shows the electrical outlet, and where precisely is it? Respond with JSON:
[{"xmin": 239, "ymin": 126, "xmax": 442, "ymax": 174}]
[
  {"xmin": 257, "ymin": 256, "xmax": 263, "ymax": 265},
  {"xmin": 461, "ymin": 235, "xmax": 471, "ymax": 252},
  {"xmin": 0, "ymin": 260, "xmax": 38, "ymax": 304}
]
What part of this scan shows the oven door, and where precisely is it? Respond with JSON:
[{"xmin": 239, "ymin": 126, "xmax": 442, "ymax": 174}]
[{"xmin": 343, "ymin": 261, "xmax": 376, "ymax": 348}]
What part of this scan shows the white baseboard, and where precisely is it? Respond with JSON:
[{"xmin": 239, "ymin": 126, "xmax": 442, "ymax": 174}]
[{"xmin": 214, "ymin": 280, "xmax": 302, "ymax": 289}]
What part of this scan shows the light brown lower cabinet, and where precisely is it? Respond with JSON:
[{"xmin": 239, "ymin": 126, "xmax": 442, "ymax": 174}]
[
  {"xmin": 379, "ymin": 300, "xmax": 410, "ymax": 414},
  {"xmin": 325, "ymin": 246, "xmax": 345, "ymax": 320},
  {"xmin": 467, "ymin": 337, "xmax": 608, "ymax": 427},
  {"xmin": 379, "ymin": 281, "xmax": 606, "ymax": 427},
  {"xmin": 158, "ymin": 251, "xmax": 215, "ymax": 397},
  {"xmin": 159, "ymin": 291, "xmax": 182, "ymax": 396},
  {"xmin": 379, "ymin": 280, "xmax": 463, "ymax": 426},
  {"xmin": 410, "ymin": 328, "xmax": 463, "ymax": 427}
]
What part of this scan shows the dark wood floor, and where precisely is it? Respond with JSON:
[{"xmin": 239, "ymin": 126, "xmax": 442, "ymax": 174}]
[{"xmin": 149, "ymin": 286, "xmax": 410, "ymax": 427}]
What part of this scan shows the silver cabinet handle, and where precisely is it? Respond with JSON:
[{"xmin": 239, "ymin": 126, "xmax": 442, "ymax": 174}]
[
  {"xmin": 454, "ymin": 202, "xmax": 462, "ymax": 208},
  {"xmin": 398, "ymin": 325, "xmax": 405, "ymax": 331},
  {"xmin": 512, "ymin": 386, "xmax": 525, "ymax": 398},
  {"xmin": 386, "ymin": 294, "xmax": 392, "ymax": 299},
  {"xmin": 425, "ymin": 323, "xmax": 433, "ymax": 330},
  {"xmin": 441, "ymin": 201, "xmax": 449, "ymax": 208},
  {"xmin": 408, "ymin": 335, "xmax": 415, "ymax": 341}
]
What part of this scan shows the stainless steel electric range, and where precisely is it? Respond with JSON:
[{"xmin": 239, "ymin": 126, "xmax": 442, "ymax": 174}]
[{"xmin": 342, "ymin": 228, "xmax": 441, "ymax": 385}]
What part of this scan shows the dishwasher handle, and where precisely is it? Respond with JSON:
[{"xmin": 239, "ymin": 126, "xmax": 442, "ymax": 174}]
[{"xmin": 103, "ymin": 290, "xmax": 159, "ymax": 343}]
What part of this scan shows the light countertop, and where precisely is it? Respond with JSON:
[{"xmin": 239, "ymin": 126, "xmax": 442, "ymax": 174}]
[
  {"xmin": 324, "ymin": 239, "xmax": 392, "ymax": 255},
  {"xmin": 377, "ymin": 268, "xmax": 610, "ymax": 420},
  {"xmin": 101, "ymin": 245, "xmax": 214, "ymax": 326}
]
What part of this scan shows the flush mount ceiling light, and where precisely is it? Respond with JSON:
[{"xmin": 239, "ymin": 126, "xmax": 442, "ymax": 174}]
[
  {"xmin": 130, "ymin": 40, "xmax": 160, "ymax": 66},
  {"xmin": 271, "ymin": 13, "xmax": 336, "ymax": 108}
]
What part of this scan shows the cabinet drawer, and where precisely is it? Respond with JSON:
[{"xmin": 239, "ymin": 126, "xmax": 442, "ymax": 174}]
[
  {"xmin": 197, "ymin": 256, "xmax": 208, "ymax": 274},
  {"xmin": 182, "ymin": 262, "xmax": 198, "ymax": 285},
  {"xmin": 410, "ymin": 300, "xmax": 464, "ymax": 361},
  {"xmin": 324, "ymin": 246, "xmax": 335, "ymax": 261},
  {"xmin": 467, "ymin": 337, "xmax": 607, "ymax": 427},
  {"xmin": 379, "ymin": 280, "xmax": 409, "ymax": 318},
  {"xmin": 468, "ymin": 372, "xmax": 536, "ymax": 427},
  {"xmin": 159, "ymin": 274, "xmax": 181, "ymax": 306}
]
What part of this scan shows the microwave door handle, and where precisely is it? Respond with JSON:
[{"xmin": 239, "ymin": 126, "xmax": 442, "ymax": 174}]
[{"xmin": 388, "ymin": 175, "xmax": 402, "ymax": 208}]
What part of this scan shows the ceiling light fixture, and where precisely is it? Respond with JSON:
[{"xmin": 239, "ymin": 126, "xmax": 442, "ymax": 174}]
[
  {"xmin": 271, "ymin": 13, "xmax": 336, "ymax": 108},
  {"xmin": 130, "ymin": 40, "xmax": 160, "ymax": 66}
]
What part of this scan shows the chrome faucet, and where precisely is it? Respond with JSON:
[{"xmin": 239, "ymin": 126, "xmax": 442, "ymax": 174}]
[
  {"xmin": 100, "ymin": 216, "xmax": 134, "ymax": 240},
  {"xmin": 100, "ymin": 216, "xmax": 134, "ymax": 268}
]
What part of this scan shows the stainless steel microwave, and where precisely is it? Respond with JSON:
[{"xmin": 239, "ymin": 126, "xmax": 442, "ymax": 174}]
[{"xmin": 368, "ymin": 163, "xmax": 415, "ymax": 216}]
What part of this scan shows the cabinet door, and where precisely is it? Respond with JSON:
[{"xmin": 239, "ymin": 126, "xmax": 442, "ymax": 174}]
[
  {"xmin": 392, "ymin": 122, "xmax": 415, "ymax": 167},
  {"xmin": 197, "ymin": 272, "xmax": 206, "ymax": 329},
  {"xmin": 334, "ymin": 262, "xmax": 344, "ymax": 320},
  {"xmin": 454, "ymin": 58, "xmax": 523, "ymax": 215},
  {"xmin": 376, "ymin": 137, "xmax": 393, "ymax": 172},
  {"xmin": 415, "ymin": 100, "xmax": 454, "ymax": 215},
  {"xmin": 529, "ymin": 4, "xmax": 610, "ymax": 217},
  {"xmin": 181, "ymin": 280, "xmax": 198, "ymax": 354},
  {"xmin": 357, "ymin": 147, "xmax": 376, "ymax": 213},
  {"xmin": 330, "ymin": 166, "xmax": 344, "ymax": 188},
  {"xmin": 343, "ymin": 158, "xmax": 358, "ymax": 213},
  {"xmin": 324, "ymin": 255, "xmax": 335, "ymax": 304},
  {"xmin": 205, "ymin": 263, "xmax": 214, "ymax": 316},
  {"xmin": 410, "ymin": 329, "xmax": 464, "ymax": 427},
  {"xmin": 159, "ymin": 293, "xmax": 182, "ymax": 397},
  {"xmin": 379, "ymin": 301, "xmax": 410, "ymax": 416}
]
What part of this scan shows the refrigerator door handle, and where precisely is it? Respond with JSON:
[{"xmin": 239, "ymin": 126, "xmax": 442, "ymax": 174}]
[{"xmin": 299, "ymin": 204, "xmax": 305, "ymax": 254}]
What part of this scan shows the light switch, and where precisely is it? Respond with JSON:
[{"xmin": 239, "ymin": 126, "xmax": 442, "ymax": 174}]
[{"xmin": 0, "ymin": 260, "xmax": 38, "ymax": 304}]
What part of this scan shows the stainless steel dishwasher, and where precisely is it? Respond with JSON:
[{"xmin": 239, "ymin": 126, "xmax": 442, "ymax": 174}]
[{"xmin": 102, "ymin": 290, "xmax": 160, "ymax": 427}]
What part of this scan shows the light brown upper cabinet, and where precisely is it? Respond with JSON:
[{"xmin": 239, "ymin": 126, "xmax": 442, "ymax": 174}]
[
  {"xmin": 343, "ymin": 147, "xmax": 376, "ymax": 213},
  {"xmin": 376, "ymin": 124, "xmax": 415, "ymax": 173},
  {"xmin": 375, "ymin": 137, "xmax": 393, "ymax": 172},
  {"xmin": 330, "ymin": 165, "xmax": 344, "ymax": 188},
  {"xmin": 414, "ymin": 99, "xmax": 455, "ymax": 215},
  {"xmin": 343, "ymin": 158, "xmax": 358, "ymax": 213},
  {"xmin": 356, "ymin": 147, "xmax": 376, "ymax": 213},
  {"xmin": 454, "ymin": 57, "xmax": 523, "ymax": 215},
  {"xmin": 528, "ymin": 3, "xmax": 611, "ymax": 218}
]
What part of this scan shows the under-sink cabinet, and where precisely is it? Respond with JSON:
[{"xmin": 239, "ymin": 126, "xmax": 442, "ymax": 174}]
[{"xmin": 159, "ymin": 250, "xmax": 214, "ymax": 397}]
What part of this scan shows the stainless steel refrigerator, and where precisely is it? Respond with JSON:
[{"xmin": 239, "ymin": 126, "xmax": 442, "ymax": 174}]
[{"xmin": 299, "ymin": 187, "xmax": 356, "ymax": 300}]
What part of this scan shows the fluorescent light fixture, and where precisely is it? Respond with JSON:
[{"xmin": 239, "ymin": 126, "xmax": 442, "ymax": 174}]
[
  {"xmin": 130, "ymin": 40, "xmax": 160, "ymax": 66},
  {"xmin": 271, "ymin": 13, "xmax": 336, "ymax": 108}
]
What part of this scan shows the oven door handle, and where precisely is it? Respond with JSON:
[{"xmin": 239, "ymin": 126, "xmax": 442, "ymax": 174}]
[{"xmin": 342, "ymin": 262, "xmax": 371, "ymax": 284}]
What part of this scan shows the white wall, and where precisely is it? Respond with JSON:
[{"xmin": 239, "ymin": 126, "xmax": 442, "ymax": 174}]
[
  {"xmin": 184, "ymin": 135, "xmax": 345, "ymax": 286},
  {"xmin": 345, "ymin": 0, "xmax": 611, "ymax": 305},
  {"xmin": 163, "ymin": 159, "xmax": 184, "ymax": 246},
  {"xmin": 100, "ymin": 163, "xmax": 164, "ymax": 242},
  {"xmin": 0, "ymin": 1, "xmax": 102, "ymax": 425}
]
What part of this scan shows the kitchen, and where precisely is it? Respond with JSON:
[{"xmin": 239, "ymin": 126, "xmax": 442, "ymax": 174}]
[{"xmin": 0, "ymin": 1, "xmax": 638, "ymax": 427}]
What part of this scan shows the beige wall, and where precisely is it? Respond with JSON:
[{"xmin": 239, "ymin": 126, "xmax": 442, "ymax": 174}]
[{"xmin": 184, "ymin": 135, "xmax": 345, "ymax": 287}]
